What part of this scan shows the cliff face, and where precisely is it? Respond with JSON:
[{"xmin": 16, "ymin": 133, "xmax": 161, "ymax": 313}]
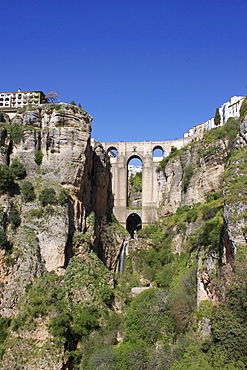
[
  {"xmin": 0, "ymin": 103, "xmax": 247, "ymax": 369},
  {"xmin": 0, "ymin": 104, "xmax": 116, "ymax": 317},
  {"xmin": 153, "ymin": 117, "xmax": 247, "ymax": 305}
]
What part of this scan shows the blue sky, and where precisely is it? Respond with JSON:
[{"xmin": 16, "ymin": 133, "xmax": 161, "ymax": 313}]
[{"xmin": 1, "ymin": 0, "xmax": 247, "ymax": 142}]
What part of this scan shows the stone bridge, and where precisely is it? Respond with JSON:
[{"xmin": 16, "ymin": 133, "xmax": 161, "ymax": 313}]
[{"xmin": 101, "ymin": 138, "xmax": 191, "ymax": 233}]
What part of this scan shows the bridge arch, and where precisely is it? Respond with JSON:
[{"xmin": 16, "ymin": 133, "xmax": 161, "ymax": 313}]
[
  {"xmin": 126, "ymin": 213, "xmax": 142, "ymax": 238},
  {"xmin": 101, "ymin": 139, "xmax": 190, "ymax": 228},
  {"xmin": 127, "ymin": 153, "xmax": 143, "ymax": 164},
  {"xmin": 107, "ymin": 146, "xmax": 118, "ymax": 158},
  {"xmin": 152, "ymin": 145, "xmax": 164, "ymax": 157}
]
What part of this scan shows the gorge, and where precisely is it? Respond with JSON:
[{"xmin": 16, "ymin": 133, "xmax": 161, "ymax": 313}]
[{"xmin": 0, "ymin": 97, "xmax": 247, "ymax": 369}]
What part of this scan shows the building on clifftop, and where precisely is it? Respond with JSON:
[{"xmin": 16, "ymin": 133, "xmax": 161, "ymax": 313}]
[
  {"xmin": 0, "ymin": 89, "xmax": 47, "ymax": 110},
  {"xmin": 184, "ymin": 95, "xmax": 244, "ymax": 138}
]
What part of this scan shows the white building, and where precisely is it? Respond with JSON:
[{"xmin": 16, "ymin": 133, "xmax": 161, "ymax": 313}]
[
  {"xmin": 220, "ymin": 96, "xmax": 244, "ymax": 124},
  {"xmin": 0, "ymin": 89, "xmax": 46, "ymax": 109},
  {"xmin": 128, "ymin": 164, "xmax": 142, "ymax": 175},
  {"xmin": 184, "ymin": 95, "xmax": 245, "ymax": 138}
]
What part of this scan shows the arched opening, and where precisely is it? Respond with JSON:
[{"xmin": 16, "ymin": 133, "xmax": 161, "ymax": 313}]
[
  {"xmin": 107, "ymin": 146, "xmax": 118, "ymax": 158},
  {"xmin": 153, "ymin": 146, "xmax": 164, "ymax": 158},
  {"xmin": 126, "ymin": 213, "xmax": 142, "ymax": 238},
  {"xmin": 127, "ymin": 156, "xmax": 142, "ymax": 208}
]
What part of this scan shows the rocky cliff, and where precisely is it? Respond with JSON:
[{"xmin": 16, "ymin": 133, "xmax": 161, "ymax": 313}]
[
  {"xmin": 0, "ymin": 103, "xmax": 120, "ymax": 316},
  {"xmin": 0, "ymin": 101, "xmax": 247, "ymax": 369}
]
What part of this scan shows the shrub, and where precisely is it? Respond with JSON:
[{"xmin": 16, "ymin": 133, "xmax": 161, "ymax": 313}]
[
  {"xmin": 99, "ymin": 286, "xmax": 115, "ymax": 308},
  {"xmin": 72, "ymin": 306, "xmax": 100, "ymax": 339},
  {"xmin": 124, "ymin": 288, "xmax": 173, "ymax": 344},
  {"xmin": 186, "ymin": 208, "xmax": 198, "ymax": 223},
  {"xmin": 48, "ymin": 312, "xmax": 72, "ymax": 338},
  {"xmin": 10, "ymin": 158, "xmax": 26, "ymax": 179},
  {"xmin": 205, "ymin": 191, "xmax": 222, "ymax": 202},
  {"xmin": 176, "ymin": 205, "xmax": 191, "ymax": 215},
  {"xmin": 196, "ymin": 212, "xmax": 224, "ymax": 251},
  {"xmin": 0, "ymin": 164, "xmax": 15, "ymax": 193},
  {"xmin": 58, "ymin": 188, "xmax": 70, "ymax": 205},
  {"xmin": 34, "ymin": 150, "xmax": 43, "ymax": 165},
  {"xmin": 0, "ymin": 231, "xmax": 9, "ymax": 250},
  {"xmin": 39, "ymin": 188, "xmax": 57, "ymax": 206},
  {"xmin": 20, "ymin": 181, "xmax": 36, "ymax": 202},
  {"xmin": 182, "ymin": 164, "xmax": 194, "ymax": 192},
  {"xmin": 0, "ymin": 318, "xmax": 11, "ymax": 344},
  {"xmin": 9, "ymin": 206, "xmax": 21, "ymax": 229},
  {"xmin": 10, "ymin": 125, "xmax": 23, "ymax": 143}
]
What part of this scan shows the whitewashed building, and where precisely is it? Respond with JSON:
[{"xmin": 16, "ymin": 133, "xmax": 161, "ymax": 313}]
[
  {"xmin": 0, "ymin": 89, "xmax": 46, "ymax": 109},
  {"xmin": 184, "ymin": 95, "xmax": 245, "ymax": 138}
]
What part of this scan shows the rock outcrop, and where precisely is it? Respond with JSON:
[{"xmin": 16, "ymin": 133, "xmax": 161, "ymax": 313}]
[{"xmin": 0, "ymin": 103, "xmax": 115, "ymax": 316}]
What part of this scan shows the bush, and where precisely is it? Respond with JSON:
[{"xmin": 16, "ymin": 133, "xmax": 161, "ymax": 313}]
[
  {"xmin": 9, "ymin": 205, "xmax": 21, "ymax": 229},
  {"xmin": 0, "ymin": 231, "xmax": 9, "ymax": 250},
  {"xmin": 39, "ymin": 188, "xmax": 57, "ymax": 206},
  {"xmin": 196, "ymin": 212, "xmax": 224, "ymax": 250},
  {"xmin": 182, "ymin": 164, "xmax": 194, "ymax": 192},
  {"xmin": 72, "ymin": 306, "xmax": 100, "ymax": 339},
  {"xmin": 186, "ymin": 208, "xmax": 198, "ymax": 223},
  {"xmin": 124, "ymin": 288, "xmax": 173, "ymax": 344},
  {"xmin": 205, "ymin": 191, "xmax": 222, "ymax": 202},
  {"xmin": 48, "ymin": 312, "xmax": 72, "ymax": 338},
  {"xmin": 58, "ymin": 188, "xmax": 70, "ymax": 205},
  {"xmin": 10, "ymin": 158, "xmax": 26, "ymax": 180},
  {"xmin": 0, "ymin": 318, "xmax": 11, "ymax": 344},
  {"xmin": 20, "ymin": 181, "xmax": 36, "ymax": 202},
  {"xmin": 10, "ymin": 125, "xmax": 23, "ymax": 143},
  {"xmin": 34, "ymin": 150, "xmax": 43, "ymax": 165},
  {"xmin": 0, "ymin": 164, "xmax": 15, "ymax": 194},
  {"xmin": 99, "ymin": 286, "xmax": 115, "ymax": 308}
]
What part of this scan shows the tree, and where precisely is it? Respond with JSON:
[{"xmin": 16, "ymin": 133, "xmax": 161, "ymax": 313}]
[
  {"xmin": 39, "ymin": 188, "xmax": 57, "ymax": 206},
  {"xmin": 45, "ymin": 91, "xmax": 59, "ymax": 103},
  {"xmin": 10, "ymin": 158, "xmax": 26, "ymax": 180},
  {"xmin": 20, "ymin": 181, "xmax": 36, "ymax": 202},
  {"xmin": 214, "ymin": 108, "xmax": 221, "ymax": 126},
  {"xmin": 9, "ymin": 205, "xmax": 21, "ymax": 229},
  {"xmin": 34, "ymin": 150, "xmax": 43, "ymax": 165},
  {"xmin": 0, "ymin": 164, "xmax": 15, "ymax": 194},
  {"xmin": 0, "ymin": 230, "xmax": 9, "ymax": 250}
]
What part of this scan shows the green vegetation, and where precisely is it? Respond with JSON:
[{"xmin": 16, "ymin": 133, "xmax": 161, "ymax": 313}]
[
  {"xmin": 8, "ymin": 202, "xmax": 21, "ymax": 229},
  {"xmin": 10, "ymin": 158, "xmax": 26, "ymax": 180},
  {"xmin": 214, "ymin": 107, "xmax": 221, "ymax": 126},
  {"xmin": 0, "ymin": 164, "xmax": 15, "ymax": 194},
  {"xmin": 58, "ymin": 188, "xmax": 70, "ymax": 205},
  {"xmin": 34, "ymin": 149, "xmax": 43, "ymax": 165},
  {"xmin": 0, "ymin": 107, "xmax": 246, "ymax": 369},
  {"xmin": 0, "ymin": 318, "xmax": 11, "ymax": 344},
  {"xmin": 9, "ymin": 125, "xmax": 23, "ymax": 143},
  {"xmin": 0, "ymin": 230, "xmax": 9, "ymax": 250},
  {"xmin": 20, "ymin": 181, "xmax": 36, "ymax": 202},
  {"xmin": 239, "ymin": 95, "xmax": 247, "ymax": 121},
  {"xmin": 182, "ymin": 164, "xmax": 194, "ymax": 192},
  {"xmin": 202, "ymin": 116, "xmax": 239, "ymax": 147},
  {"xmin": 156, "ymin": 145, "xmax": 181, "ymax": 172},
  {"xmin": 128, "ymin": 172, "xmax": 142, "ymax": 192},
  {"xmin": 39, "ymin": 187, "xmax": 57, "ymax": 206}
]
